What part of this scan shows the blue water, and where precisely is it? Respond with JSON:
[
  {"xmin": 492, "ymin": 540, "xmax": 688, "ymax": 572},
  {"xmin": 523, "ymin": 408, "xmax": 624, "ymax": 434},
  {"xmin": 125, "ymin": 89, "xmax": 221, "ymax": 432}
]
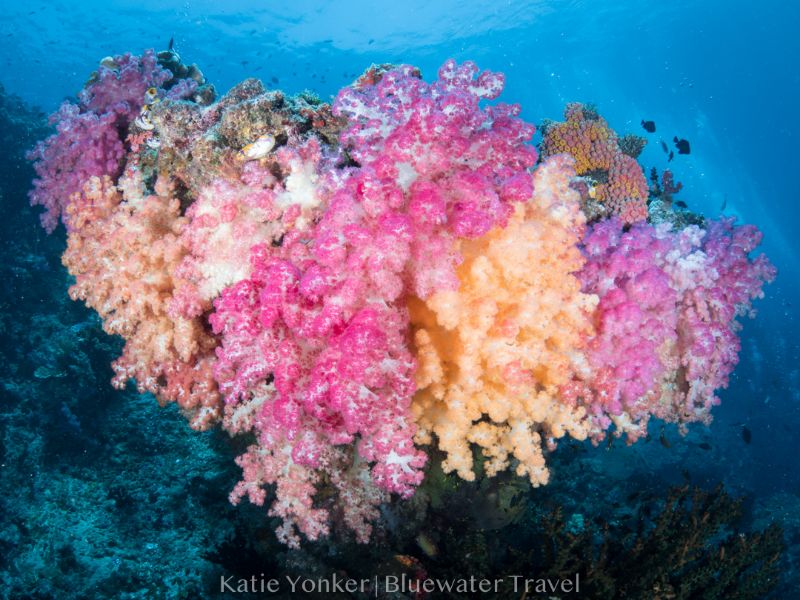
[{"xmin": 1, "ymin": 0, "xmax": 798, "ymax": 597}]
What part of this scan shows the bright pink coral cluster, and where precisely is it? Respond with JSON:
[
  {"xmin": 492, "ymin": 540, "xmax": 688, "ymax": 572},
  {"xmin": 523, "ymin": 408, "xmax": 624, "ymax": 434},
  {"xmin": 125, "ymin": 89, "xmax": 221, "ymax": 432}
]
[
  {"xmin": 565, "ymin": 217, "xmax": 776, "ymax": 441},
  {"xmin": 207, "ymin": 59, "xmax": 538, "ymax": 543},
  {"xmin": 568, "ymin": 219, "xmax": 679, "ymax": 436},
  {"xmin": 333, "ymin": 59, "xmax": 536, "ymax": 296}
]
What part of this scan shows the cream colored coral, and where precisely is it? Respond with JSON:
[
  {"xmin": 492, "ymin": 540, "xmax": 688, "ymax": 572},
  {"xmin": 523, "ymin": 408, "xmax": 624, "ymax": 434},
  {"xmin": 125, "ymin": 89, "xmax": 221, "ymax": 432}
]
[{"xmin": 410, "ymin": 155, "xmax": 598, "ymax": 485}]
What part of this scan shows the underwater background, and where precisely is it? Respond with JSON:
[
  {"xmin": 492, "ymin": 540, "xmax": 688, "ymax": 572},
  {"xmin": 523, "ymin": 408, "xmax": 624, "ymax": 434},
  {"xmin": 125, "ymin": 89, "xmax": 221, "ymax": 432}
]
[{"xmin": 0, "ymin": 0, "xmax": 798, "ymax": 598}]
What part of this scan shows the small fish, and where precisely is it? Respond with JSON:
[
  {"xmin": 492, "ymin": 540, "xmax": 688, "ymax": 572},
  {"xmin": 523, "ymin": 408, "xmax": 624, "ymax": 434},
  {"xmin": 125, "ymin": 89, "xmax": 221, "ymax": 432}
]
[
  {"xmin": 168, "ymin": 36, "xmax": 174, "ymax": 51},
  {"xmin": 720, "ymin": 194, "xmax": 727, "ymax": 212},
  {"xmin": 144, "ymin": 87, "xmax": 159, "ymax": 104},
  {"xmin": 668, "ymin": 150, "xmax": 674, "ymax": 162},
  {"xmin": 659, "ymin": 430, "xmax": 671, "ymax": 448},
  {"xmin": 238, "ymin": 133, "xmax": 276, "ymax": 160},
  {"xmin": 145, "ymin": 136, "xmax": 161, "ymax": 150},
  {"xmin": 415, "ymin": 532, "xmax": 439, "ymax": 558},
  {"xmin": 673, "ymin": 137, "xmax": 691, "ymax": 154},
  {"xmin": 675, "ymin": 200, "xmax": 688, "ymax": 209},
  {"xmin": 99, "ymin": 56, "xmax": 117, "ymax": 70},
  {"xmin": 660, "ymin": 140, "xmax": 669, "ymax": 154},
  {"xmin": 641, "ymin": 120, "xmax": 656, "ymax": 133},
  {"xmin": 741, "ymin": 426, "xmax": 752, "ymax": 444},
  {"xmin": 698, "ymin": 442, "xmax": 712, "ymax": 450},
  {"xmin": 395, "ymin": 554, "xmax": 423, "ymax": 570},
  {"xmin": 681, "ymin": 468, "xmax": 691, "ymax": 482}
]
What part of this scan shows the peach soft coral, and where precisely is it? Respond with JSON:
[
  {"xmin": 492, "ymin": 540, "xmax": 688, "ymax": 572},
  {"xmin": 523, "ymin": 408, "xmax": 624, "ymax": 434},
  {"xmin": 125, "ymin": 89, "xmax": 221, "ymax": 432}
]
[{"xmin": 410, "ymin": 154, "xmax": 598, "ymax": 486}]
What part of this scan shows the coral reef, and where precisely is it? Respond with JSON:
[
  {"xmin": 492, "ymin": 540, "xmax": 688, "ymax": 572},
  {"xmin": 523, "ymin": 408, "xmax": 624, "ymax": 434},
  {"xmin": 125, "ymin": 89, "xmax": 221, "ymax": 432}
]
[{"xmin": 25, "ymin": 51, "xmax": 775, "ymax": 548}]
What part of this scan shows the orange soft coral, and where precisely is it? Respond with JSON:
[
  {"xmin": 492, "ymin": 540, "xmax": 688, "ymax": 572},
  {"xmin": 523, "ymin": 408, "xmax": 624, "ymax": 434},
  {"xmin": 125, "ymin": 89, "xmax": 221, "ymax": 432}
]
[
  {"xmin": 62, "ymin": 175, "xmax": 221, "ymax": 429},
  {"xmin": 410, "ymin": 155, "xmax": 598, "ymax": 485}
]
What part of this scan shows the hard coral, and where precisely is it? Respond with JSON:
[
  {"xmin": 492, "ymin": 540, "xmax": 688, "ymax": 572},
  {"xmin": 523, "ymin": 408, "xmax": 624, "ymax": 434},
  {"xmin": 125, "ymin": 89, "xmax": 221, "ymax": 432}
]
[{"xmin": 542, "ymin": 102, "xmax": 648, "ymax": 224}]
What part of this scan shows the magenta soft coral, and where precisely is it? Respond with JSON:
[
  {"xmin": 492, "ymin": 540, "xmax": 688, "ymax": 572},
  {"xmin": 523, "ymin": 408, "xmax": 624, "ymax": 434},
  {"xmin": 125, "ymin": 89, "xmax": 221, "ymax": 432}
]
[
  {"xmin": 79, "ymin": 51, "xmax": 171, "ymax": 118},
  {"xmin": 575, "ymin": 219, "xmax": 679, "ymax": 437},
  {"xmin": 661, "ymin": 218, "xmax": 776, "ymax": 422},
  {"xmin": 211, "ymin": 242, "xmax": 426, "ymax": 489},
  {"xmin": 210, "ymin": 245, "xmax": 422, "ymax": 544},
  {"xmin": 572, "ymin": 217, "xmax": 775, "ymax": 440},
  {"xmin": 27, "ymin": 104, "xmax": 127, "ymax": 233},
  {"xmin": 334, "ymin": 60, "xmax": 535, "ymax": 227},
  {"xmin": 209, "ymin": 59, "xmax": 536, "ymax": 543},
  {"xmin": 333, "ymin": 59, "xmax": 536, "ymax": 297}
]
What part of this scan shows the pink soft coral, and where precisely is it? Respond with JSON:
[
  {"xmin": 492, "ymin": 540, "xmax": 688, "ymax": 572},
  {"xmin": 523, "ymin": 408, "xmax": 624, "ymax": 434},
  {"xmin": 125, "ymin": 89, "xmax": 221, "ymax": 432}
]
[
  {"xmin": 659, "ymin": 218, "xmax": 776, "ymax": 424},
  {"xmin": 570, "ymin": 217, "xmax": 775, "ymax": 440},
  {"xmin": 572, "ymin": 218, "xmax": 679, "ymax": 438},
  {"xmin": 209, "ymin": 59, "xmax": 537, "ymax": 542}
]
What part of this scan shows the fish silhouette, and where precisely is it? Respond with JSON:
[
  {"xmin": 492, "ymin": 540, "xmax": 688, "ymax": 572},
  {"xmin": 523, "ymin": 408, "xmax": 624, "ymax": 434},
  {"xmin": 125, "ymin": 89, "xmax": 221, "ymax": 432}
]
[{"xmin": 673, "ymin": 137, "xmax": 691, "ymax": 154}]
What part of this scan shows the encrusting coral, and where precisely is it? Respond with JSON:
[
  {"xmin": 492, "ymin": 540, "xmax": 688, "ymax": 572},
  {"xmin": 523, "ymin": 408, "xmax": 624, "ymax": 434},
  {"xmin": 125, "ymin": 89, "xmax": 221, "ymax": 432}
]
[{"xmin": 541, "ymin": 102, "xmax": 649, "ymax": 223}]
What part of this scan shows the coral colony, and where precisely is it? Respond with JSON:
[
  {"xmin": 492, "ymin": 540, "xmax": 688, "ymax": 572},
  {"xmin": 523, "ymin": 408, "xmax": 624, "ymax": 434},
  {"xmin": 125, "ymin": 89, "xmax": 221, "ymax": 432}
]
[{"xmin": 27, "ymin": 50, "xmax": 775, "ymax": 547}]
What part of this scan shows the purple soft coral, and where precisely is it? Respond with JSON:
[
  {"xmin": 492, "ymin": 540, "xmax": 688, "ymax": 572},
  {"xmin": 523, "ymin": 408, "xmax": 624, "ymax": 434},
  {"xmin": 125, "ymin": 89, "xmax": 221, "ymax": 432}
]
[
  {"xmin": 26, "ymin": 50, "xmax": 186, "ymax": 232},
  {"xmin": 572, "ymin": 217, "xmax": 775, "ymax": 441}
]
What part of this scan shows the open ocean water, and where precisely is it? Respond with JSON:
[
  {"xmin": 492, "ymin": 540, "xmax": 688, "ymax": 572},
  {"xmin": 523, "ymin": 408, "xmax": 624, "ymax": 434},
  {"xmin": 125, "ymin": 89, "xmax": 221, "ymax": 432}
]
[{"xmin": 0, "ymin": 1, "xmax": 798, "ymax": 598}]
